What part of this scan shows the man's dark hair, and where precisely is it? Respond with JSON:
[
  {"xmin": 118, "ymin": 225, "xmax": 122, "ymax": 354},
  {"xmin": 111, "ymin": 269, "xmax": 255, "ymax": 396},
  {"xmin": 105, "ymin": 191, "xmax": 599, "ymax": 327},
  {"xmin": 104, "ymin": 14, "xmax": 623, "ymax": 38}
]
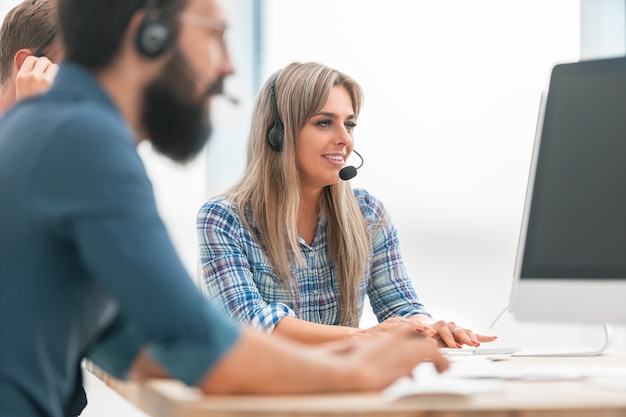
[
  {"xmin": 58, "ymin": 0, "xmax": 186, "ymax": 70},
  {"xmin": 0, "ymin": 0, "xmax": 58, "ymax": 87}
]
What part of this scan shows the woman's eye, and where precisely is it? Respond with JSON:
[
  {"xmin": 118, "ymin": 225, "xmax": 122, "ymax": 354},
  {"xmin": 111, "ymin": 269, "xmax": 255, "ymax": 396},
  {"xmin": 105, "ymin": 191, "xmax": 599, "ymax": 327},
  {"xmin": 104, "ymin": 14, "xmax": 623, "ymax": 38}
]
[
  {"xmin": 316, "ymin": 120, "xmax": 331, "ymax": 127},
  {"xmin": 345, "ymin": 122, "xmax": 357, "ymax": 131}
]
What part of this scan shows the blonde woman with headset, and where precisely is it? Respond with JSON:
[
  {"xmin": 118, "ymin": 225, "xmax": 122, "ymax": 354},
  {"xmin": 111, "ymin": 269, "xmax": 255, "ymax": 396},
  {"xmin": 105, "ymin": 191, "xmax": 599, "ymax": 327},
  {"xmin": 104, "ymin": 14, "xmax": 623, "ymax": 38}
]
[{"xmin": 197, "ymin": 61, "xmax": 497, "ymax": 348}]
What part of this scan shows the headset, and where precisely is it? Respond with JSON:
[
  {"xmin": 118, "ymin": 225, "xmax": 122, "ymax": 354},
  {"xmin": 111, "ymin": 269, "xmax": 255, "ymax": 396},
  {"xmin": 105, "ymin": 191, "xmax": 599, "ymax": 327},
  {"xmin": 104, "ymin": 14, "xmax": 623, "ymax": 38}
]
[
  {"xmin": 136, "ymin": 0, "xmax": 173, "ymax": 58},
  {"xmin": 33, "ymin": 28, "xmax": 56, "ymax": 58},
  {"xmin": 267, "ymin": 74, "xmax": 285, "ymax": 152}
]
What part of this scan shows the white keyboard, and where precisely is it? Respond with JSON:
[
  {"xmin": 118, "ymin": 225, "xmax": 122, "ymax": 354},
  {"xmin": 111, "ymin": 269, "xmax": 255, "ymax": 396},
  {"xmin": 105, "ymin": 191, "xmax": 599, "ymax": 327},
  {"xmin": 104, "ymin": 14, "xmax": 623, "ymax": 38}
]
[{"xmin": 440, "ymin": 346, "xmax": 521, "ymax": 356}]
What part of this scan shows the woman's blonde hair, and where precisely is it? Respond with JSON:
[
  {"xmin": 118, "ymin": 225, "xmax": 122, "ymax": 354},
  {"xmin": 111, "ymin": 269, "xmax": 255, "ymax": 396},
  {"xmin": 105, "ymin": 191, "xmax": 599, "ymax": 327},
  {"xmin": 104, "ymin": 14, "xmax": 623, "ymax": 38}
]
[{"xmin": 226, "ymin": 62, "xmax": 371, "ymax": 326}]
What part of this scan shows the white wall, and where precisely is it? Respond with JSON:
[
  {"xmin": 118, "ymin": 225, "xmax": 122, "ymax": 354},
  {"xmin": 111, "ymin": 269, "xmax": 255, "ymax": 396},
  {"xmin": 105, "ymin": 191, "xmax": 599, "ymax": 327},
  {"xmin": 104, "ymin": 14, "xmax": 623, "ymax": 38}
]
[
  {"xmin": 0, "ymin": 1, "xmax": 10, "ymax": 18},
  {"xmin": 581, "ymin": 0, "xmax": 626, "ymax": 59}
]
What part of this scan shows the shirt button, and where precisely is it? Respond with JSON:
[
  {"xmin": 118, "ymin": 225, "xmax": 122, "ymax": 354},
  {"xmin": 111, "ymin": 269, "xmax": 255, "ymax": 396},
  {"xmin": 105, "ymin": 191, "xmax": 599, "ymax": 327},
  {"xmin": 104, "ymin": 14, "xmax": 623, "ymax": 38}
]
[{"xmin": 308, "ymin": 252, "xmax": 315, "ymax": 258}]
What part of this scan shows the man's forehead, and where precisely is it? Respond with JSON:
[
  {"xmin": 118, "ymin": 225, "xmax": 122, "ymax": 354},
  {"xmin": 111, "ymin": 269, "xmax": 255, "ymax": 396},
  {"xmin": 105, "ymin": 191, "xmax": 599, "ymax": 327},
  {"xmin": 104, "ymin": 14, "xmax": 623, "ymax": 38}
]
[{"xmin": 184, "ymin": 0, "xmax": 224, "ymax": 19}]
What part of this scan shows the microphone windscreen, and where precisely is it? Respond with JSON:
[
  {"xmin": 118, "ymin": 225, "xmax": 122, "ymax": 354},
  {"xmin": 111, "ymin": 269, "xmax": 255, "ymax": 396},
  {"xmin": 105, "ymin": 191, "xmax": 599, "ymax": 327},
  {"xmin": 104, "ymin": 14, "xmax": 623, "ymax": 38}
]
[{"xmin": 339, "ymin": 166, "xmax": 357, "ymax": 181}]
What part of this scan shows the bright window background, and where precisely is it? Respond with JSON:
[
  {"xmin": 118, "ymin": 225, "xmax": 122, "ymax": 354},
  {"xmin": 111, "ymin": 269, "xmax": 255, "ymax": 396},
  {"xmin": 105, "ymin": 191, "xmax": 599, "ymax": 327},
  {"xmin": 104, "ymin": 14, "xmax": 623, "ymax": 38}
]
[{"xmin": 0, "ymin": 1, "xmax": 624, "ymax": 416}]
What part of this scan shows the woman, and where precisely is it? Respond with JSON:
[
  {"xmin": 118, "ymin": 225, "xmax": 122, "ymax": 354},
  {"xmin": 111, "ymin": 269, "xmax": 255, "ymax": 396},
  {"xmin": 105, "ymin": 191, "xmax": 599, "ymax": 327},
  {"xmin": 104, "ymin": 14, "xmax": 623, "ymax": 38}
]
[{"xmin": 197, "ymin": 61, "xmax": 496, "ymax": 347}]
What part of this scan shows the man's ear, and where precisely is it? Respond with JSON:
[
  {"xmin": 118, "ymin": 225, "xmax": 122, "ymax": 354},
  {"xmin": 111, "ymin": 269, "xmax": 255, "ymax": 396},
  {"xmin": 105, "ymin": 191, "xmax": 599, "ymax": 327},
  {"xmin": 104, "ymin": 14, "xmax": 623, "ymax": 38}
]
[{"xmin": 14, "ymin": 49, "xmax": 35, "ymax": 71}]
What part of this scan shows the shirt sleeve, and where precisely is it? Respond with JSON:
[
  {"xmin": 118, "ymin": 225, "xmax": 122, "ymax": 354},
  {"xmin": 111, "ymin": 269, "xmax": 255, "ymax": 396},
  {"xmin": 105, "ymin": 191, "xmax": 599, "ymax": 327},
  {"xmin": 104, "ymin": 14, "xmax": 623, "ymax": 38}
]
[
  {"xmin": 197, "ymin": 199, "xmax": 297, "ymax": 333},
  {"xmin": 84, "ymin": 313, "xmax": 146, "ymax": 380},
  {"xmin": 355, "ymin": 189, "xmax": 432, "ymax": 322},
  {"xmin": 32, "ymin": 114, "xmax": 240, "ymax": 386}
]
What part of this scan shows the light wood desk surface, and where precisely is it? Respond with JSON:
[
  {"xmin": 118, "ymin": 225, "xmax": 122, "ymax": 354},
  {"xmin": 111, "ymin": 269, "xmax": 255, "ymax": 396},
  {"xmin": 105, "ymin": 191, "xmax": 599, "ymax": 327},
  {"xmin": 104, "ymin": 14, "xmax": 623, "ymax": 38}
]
[{"xmin": 92, "ymin": 352, "xmax": 626, "ymax": 417}]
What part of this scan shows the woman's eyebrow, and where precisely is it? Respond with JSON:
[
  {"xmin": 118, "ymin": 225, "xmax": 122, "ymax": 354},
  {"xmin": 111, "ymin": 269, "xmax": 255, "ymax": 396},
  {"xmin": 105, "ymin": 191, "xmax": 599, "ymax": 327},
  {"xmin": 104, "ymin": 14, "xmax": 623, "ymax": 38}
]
[{"xmin": 314, "ymin": 111, "xmax": 356, "ymax": 119}]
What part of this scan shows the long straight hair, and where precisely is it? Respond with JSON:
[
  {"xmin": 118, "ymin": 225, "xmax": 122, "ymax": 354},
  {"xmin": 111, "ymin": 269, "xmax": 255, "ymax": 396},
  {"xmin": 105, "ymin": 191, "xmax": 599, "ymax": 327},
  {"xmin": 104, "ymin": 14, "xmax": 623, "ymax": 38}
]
[{"xmin": 226, "ymin": 62, "xmax": 371, "ymax": 326}]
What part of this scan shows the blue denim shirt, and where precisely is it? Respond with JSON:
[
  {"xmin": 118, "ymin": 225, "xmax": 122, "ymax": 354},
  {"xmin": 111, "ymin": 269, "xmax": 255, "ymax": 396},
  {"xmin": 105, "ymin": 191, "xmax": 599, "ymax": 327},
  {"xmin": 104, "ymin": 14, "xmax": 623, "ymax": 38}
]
[{"xmin": 0, "ymin": 62, "xmax": 239, "ymax": 417}]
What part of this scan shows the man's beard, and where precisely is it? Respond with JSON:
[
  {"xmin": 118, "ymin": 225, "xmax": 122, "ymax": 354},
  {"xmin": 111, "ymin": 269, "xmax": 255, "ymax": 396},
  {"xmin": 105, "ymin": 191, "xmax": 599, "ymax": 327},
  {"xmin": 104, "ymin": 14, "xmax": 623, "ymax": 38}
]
[{"xmin": 142, "ymin": 54, "xmax": 222, "ymax": 163}]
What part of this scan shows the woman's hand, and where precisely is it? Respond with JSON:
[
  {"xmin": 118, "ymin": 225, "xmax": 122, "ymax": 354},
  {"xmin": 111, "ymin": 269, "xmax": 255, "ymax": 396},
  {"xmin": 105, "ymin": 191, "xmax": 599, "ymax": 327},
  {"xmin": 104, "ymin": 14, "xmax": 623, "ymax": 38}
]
[
  {"xmin": 361, "ymin": 316, "xmax": 436, "ymax": 338},
  {"xmin": 424, "ymin": 319, "xmax": 497, "ymax": 348}
]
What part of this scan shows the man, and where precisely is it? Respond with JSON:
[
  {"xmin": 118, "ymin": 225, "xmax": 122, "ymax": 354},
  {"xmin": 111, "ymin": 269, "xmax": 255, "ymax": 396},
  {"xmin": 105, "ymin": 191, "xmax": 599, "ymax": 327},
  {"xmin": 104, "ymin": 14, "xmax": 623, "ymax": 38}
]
[
  {"xmin": 0, "ymin": 1, "xmax": 448, "ymax": 416},
  {"xmin": 0, "ymin": 3, "xmax": 88, "ymax": 416},
  {"xmin": 0, "ymin": 0, "xmax": 61, "ymax": 112}
]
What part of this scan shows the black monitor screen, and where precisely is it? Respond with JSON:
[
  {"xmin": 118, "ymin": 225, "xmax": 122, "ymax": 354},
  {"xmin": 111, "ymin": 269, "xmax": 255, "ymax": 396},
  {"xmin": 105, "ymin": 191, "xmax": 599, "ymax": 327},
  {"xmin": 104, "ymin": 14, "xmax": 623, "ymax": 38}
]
[{"xmin": 521, "ymin": 57, "xmax": 626, "ymax": 279}]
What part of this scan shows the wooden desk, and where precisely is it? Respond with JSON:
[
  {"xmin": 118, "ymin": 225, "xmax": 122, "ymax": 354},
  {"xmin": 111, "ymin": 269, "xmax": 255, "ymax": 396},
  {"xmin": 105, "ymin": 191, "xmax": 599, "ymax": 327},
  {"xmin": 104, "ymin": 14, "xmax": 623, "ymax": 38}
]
[{"xmin": 91, "ymin": 352, "xmax": 626, "ymax": 417}]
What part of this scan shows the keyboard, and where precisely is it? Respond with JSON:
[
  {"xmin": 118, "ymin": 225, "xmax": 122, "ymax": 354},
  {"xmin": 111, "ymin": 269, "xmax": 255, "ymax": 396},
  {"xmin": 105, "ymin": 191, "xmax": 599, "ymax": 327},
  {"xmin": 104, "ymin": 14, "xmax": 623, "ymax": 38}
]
[{"xmin": 440, "ymin": 346, "xmax": 521, "ymax": 356}]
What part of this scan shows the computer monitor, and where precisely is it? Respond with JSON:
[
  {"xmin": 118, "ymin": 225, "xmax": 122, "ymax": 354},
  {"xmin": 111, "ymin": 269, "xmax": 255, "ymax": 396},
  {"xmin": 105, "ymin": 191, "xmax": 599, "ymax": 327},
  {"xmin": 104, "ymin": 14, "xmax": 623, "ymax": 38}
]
[{"xmin": 510, "ymin": 57, "xmax": 626, "ymax": 334}]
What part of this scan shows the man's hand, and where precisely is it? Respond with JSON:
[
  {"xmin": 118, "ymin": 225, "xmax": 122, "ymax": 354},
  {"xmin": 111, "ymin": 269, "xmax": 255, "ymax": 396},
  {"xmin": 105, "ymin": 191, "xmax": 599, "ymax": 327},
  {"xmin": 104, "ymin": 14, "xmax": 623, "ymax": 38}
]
[{"xmin": 15, "ymin": 55, "xmax": 58, "ymax": 101}]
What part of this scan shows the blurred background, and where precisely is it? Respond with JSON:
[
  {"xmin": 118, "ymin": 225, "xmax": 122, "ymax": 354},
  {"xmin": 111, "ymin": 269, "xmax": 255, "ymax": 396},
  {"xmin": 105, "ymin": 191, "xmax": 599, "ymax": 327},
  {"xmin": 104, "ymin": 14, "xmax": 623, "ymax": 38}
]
[{"xmin": 1, "ymin": 0, "xmax": 625, "ymax": 416}]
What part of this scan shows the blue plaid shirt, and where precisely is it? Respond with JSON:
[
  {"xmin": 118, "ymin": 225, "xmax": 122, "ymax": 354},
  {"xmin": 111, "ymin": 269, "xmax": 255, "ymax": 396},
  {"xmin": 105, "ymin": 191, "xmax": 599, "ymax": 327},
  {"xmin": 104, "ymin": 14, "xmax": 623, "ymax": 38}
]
[{"xmin": 197, "ymin": 188, "xmax": 430, "ymax": 333}]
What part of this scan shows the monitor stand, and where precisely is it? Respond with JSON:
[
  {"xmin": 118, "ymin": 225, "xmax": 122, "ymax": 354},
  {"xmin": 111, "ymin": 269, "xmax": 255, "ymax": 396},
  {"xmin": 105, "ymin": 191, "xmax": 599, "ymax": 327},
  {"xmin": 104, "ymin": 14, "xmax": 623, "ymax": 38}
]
[{"xmin": 511, "ymin": 323, "xmax": 613, "ymax": 357}]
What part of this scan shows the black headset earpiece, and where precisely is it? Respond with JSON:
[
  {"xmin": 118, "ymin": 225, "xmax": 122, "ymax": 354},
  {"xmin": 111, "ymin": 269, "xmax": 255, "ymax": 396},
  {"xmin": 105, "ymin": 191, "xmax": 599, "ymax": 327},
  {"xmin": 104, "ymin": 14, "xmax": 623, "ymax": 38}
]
[
  {"xmin": 267, "ymin": 75, "xmax": 285, "ymax": 152},
  {"xmin": 33, "ymin": 28, "xmax": 56, "ymax": 58},
  {"xmin": 136, "ymin": 0, "xmax": 172, "ymax": 58}
]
